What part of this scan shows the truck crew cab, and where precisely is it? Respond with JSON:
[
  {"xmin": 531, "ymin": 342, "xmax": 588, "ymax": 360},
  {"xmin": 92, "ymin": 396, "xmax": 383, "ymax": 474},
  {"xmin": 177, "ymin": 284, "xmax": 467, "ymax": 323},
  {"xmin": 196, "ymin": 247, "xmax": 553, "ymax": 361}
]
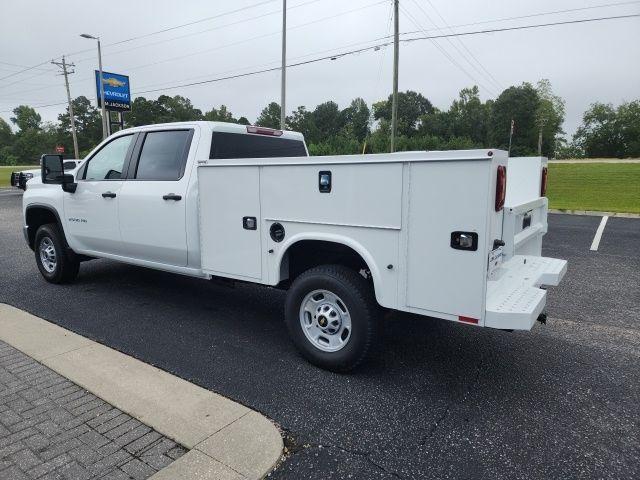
[{"xmin": 23, "ymin": 122, "xmax": 566, "ymax": 371}]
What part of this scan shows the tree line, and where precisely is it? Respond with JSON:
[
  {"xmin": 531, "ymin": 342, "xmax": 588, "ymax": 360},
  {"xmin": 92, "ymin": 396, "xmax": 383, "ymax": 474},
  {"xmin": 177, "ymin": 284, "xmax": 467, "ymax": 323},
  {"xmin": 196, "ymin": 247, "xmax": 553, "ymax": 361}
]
[{"xmin": 1, "ymin": 79, "xmax": 638, "ymax": 165}]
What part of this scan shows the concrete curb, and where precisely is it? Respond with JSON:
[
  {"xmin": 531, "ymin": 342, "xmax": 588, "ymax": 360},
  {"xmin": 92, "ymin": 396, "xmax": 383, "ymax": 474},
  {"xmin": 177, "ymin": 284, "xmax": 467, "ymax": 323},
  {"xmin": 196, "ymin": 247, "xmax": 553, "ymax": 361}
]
[
  {"xmin": 0, "ymin": 303, "xmax": 283, "ymax": 480},
  {"xmin": 549, "ymin": 209, "xmax": 640, "ymax": 218}
]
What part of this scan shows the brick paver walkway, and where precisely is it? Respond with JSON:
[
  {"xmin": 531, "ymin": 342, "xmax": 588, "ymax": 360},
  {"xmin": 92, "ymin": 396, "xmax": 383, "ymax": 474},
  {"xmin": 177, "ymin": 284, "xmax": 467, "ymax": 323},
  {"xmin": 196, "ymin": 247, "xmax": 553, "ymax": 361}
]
[{"xmin": 0, "ymin": 340, "xmax": 187, "ymax": 479}]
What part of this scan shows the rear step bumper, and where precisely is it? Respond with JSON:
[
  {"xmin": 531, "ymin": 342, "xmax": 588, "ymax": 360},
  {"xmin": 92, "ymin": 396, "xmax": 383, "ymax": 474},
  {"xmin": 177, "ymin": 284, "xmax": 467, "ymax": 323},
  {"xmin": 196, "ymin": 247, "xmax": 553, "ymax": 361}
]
[{"xmin": 485, "ymin": 255, "xmax": 567, "ymax": 330}]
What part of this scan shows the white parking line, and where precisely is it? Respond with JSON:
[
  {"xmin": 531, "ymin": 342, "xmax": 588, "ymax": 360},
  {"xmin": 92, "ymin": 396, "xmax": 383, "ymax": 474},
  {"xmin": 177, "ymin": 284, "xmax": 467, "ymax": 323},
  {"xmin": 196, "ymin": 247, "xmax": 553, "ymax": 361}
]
[{"xmin": 590, "ymin": 216, "xmax": 609, "ymax": 251}]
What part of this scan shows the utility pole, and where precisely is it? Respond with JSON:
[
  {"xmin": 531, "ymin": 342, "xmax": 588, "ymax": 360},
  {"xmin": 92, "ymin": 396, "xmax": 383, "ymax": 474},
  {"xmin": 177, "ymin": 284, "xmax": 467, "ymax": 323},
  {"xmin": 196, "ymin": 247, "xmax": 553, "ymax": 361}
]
[
  {"xmin": 508, "ymin": 119, "xmax": 515, "ymax": 156},
  {"xmin": 537, "ymin": 121, "xmax": 545, "ymax": 156},
  {"xmin": 280, "ymin": 0, "xmax": 287, "ymax": 130},
  {"xmin": 390, "ymin": 0, "xmax": 399, "ymax": 152},
  {"xmin": 51, "ymin": 56, "xmax": 79, "ymax": 159}
]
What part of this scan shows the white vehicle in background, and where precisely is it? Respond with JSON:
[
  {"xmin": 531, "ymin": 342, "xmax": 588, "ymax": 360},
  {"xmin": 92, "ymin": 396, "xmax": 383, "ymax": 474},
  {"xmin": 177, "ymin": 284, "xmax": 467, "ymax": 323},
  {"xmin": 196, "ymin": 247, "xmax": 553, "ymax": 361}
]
[
  {"xmin": 11, "ymin": 159, "xmax": 82, "ymax": 190},
  {"xmin": 21, "ymin": 122, "xmax": 566, "ymax": 371}
]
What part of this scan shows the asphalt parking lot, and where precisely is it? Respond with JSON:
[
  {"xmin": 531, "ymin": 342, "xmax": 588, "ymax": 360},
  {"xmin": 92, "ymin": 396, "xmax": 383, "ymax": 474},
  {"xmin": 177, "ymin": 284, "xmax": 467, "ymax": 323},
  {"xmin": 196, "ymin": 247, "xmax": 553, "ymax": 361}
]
[{"xmin": 1, "ymin": 191, "xmax": 638, "ymax": 479}]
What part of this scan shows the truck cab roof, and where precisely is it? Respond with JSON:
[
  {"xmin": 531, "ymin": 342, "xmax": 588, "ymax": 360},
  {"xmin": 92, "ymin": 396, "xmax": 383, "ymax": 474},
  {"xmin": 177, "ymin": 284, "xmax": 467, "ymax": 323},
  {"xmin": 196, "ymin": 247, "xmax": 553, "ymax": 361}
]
[{"xmin": 117, "ymin": 121, "xmax": 306, "ymax": 143}]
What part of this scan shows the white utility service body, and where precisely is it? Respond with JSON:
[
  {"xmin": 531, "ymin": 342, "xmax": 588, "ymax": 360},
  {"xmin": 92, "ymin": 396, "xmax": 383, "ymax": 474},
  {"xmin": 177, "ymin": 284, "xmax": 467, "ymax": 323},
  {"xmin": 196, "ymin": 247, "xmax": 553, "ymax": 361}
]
[
  {"xmin": 199, "ymin": 148, "xmax": 564, "ymax": 330},
  {"xmin": 23, "ymin": 122, "xmax": 566, "ymax": 370}
]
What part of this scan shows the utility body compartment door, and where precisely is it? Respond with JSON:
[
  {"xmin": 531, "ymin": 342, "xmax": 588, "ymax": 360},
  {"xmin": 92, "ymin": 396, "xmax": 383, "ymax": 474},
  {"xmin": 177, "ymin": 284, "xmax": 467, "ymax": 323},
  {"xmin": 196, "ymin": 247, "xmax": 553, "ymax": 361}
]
[
  {"xmin": 198, "ymin": 166, "xmax": 262, "ymax": 280},
  {"xmin": 404, "ymin": 160, "xmax": 491, "ymax": 320}
]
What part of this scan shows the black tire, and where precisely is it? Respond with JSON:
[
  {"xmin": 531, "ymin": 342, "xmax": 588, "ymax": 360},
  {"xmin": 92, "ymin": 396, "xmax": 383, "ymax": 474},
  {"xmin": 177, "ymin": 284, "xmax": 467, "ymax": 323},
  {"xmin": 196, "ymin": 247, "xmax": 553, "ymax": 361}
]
[
  {"xmin": 34, "ymin": 223, "xmax": 80, "ymax": 284},
  {"xmin": 285, "ymin": 265, "xmax": 379, "ymax": 372}
]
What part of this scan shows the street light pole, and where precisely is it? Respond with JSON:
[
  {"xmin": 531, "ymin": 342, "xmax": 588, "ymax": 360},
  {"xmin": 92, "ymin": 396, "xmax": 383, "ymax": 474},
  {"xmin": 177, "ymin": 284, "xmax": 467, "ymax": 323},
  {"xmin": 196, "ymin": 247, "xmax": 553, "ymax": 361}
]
[
  {"xmin": 390, "ymin": 0, "xmax": 399, "ymax": 153},
  {"xmin": 280, "ymin": 0, "xmax": 287, "ymax": 130},
  {"xmin": 81, "ymin": 33, "xmax": 108, "ymax": 139},
  {"xmin": 97, "ymin": 38, "xmax": 108, "ymax": 139}
]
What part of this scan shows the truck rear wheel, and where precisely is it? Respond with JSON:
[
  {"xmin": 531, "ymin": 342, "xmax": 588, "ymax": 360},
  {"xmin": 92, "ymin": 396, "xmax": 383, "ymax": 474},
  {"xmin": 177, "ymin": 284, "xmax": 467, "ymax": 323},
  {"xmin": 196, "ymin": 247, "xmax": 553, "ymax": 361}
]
[
  {"xmin": 285, "ymin": 265, "xmax": 379, "ymax": 372},
  {"xmin": 34, "ymin": 223, "xmax": 79, "ymax": 284}
]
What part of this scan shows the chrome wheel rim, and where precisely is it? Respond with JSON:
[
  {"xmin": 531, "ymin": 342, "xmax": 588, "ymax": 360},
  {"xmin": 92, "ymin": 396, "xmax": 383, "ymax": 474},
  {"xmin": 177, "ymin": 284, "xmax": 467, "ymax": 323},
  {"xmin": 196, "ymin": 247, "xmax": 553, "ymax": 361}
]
[
  {"xmin": 39, "ymin": 237, "xmax": 57, "ymax": 273},
  {"xmin": 299, "ymin": 289, "xmax": 352, "ymax": 352}
]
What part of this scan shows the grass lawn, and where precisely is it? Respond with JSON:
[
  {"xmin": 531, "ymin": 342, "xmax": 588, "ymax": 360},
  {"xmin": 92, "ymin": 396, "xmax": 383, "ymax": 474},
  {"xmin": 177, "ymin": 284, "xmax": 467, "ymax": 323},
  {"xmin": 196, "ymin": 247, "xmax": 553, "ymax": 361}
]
[
  {"xmin": 0, "ymin": 165, "xmax": 38, "ymax": 188},
  {"xmin": 547, "ymin": 162, "xmax": 640, "ymax": 214}
]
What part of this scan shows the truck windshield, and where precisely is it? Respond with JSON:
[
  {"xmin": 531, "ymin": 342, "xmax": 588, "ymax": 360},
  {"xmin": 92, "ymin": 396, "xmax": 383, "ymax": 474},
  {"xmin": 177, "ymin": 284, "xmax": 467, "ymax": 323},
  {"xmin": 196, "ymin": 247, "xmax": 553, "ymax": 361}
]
[{"xmin": 210, "ymin": 132, "xmax": 307, "ymax": 159}]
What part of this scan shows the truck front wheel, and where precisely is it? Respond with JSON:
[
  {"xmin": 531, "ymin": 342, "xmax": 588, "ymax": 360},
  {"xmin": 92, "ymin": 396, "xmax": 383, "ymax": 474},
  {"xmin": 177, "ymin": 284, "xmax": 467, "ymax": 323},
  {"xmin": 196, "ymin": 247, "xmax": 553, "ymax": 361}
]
[
  {"xmin": 285, "ymin": 265, "xmax": 379, "ymax": 372},
  {"xmin": 34, "ymin": 223, "xmax": 80, "ymax": 284}
]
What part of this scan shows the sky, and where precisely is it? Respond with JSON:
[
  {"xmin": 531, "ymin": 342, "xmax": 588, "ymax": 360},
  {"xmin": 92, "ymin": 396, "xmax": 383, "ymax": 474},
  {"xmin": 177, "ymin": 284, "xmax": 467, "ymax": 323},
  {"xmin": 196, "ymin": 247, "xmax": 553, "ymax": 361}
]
[{"xmin": 0, "ymin": 0, "xmax": 639, "ymax": 138}]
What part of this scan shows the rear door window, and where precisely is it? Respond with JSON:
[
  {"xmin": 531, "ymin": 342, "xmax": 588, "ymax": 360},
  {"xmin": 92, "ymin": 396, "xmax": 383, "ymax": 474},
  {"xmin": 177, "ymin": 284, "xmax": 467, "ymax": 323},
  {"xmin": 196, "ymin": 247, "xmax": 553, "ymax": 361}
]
[
  {"xmin": 135, "ymin": 130, "xmax": 192, "ymax": 180},
  {"xmin": 210, "ymin": 132, "xmax": 307, "ymax": 159}
]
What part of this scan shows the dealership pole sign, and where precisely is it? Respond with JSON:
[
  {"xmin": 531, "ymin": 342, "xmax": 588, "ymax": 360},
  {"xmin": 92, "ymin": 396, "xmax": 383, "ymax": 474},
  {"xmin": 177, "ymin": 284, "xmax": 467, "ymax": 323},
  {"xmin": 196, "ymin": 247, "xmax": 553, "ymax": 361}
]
[{"xmin": 94, "ymin": 71, "xmax": 131, "ymax": 111}]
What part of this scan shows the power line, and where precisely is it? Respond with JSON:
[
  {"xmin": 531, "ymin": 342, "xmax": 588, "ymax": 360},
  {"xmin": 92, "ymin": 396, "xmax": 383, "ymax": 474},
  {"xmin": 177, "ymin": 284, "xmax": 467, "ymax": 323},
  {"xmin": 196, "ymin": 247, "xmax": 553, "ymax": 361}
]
[
  {"xmin": 401, "ymin": 0, "xmax": 640, "ymax": 37},
  {"xmin": 422, "ymin": 0, "xmax": 504, "ymax": 90},
  {"xmin": 2, "ymin": 1, "xmax": 634, "ymax": 98},
  {"xmin": 399, "ymin": 2, "xmax": 499, "ymax": 96},
  {"xmin": 0, "ymin": 60, "xmax": 54, "ymax": 83},
  {"xmin": 403, "ymin": 0, "xmax": 501, "ymax": 94},
  {"xmin": 133, "ymin": 13, "xmax": 640, "ymax": 95},
  {"xmin": 73, "ymin": 0, "xmax": 387, "ymax": 76},
  {"xmin": 71, "ymin": 0, "xmax": 325, "ymax": 64},
  {"xmin": 63, "ymin": 0, "xmax": 280, "ymax": 58},
  {"xmin": 2, "ymin": 12, "xmax": 638, "ymax": 112},
  {"xmin": 403, "ymin": 13, "xmax": 640, "ymax": 44},
  {"xmin": 62, "ymin": 0, "xmax": 388, "ymax": 90}
]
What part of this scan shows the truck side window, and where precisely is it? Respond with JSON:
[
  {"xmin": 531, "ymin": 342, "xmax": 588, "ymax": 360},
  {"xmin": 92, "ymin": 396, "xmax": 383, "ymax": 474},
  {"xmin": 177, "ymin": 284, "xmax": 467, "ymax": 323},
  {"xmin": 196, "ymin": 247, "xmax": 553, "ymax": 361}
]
[
  {"xmin": 135, "ymin": 130, "xmax": 192, "ymax": 181},
  {"xmin": 210, "ymin": 132, "xmax": 307, "ymax": 159},
  {"xmin": 84, "ymin": 134, "xmax": 134, "ymax": 181}
]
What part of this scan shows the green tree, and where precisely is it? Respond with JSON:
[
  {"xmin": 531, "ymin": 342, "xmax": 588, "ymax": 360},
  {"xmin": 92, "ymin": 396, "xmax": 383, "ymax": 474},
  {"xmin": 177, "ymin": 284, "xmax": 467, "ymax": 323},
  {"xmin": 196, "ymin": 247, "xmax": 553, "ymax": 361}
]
[
  {"xmin": 448, "ymin": 86, "xmax": 490, "ymax": 145},
  {"xmin": 127, "ymin": 97, "xmax": 165, "ymax": 126},
  {"xmin": 0, "ymin": 117, "xmax": 13, "ymax": 148},
  {"xmin": 617, "ymin": 100, "xmax": 640, "ymax": 157},
  {"xmin": 11, "ymin": 122, "xmax": 58, "ymax": 164},
  {"xmin": 535, "ymin": 79, "xmax": 565, "ymax": 157},
  {"xmin": 573, "ymin": 102, "xmax": 624, "ymax": 157},
  {"xmin": 156, "ymin": 95, "xmax": 202, "ymax": 122},
  {"xmin": 57, "ymin": 96, "xmax": 102, "ymax": 155},
  {"xmin": 489, "ymin": 83, "xmax": 539, "ymax": 156},
  {"xmin": 373, "ymin": 91, "xmax": 434, "ymax": 136},
  {"xmin": 287, "ymin": 106, "xmax": 319, "ymax": 142},
  {"xmin": 11, "ymin": 105, "xmax": 41, "ymax": 131},
  {"xmin": 256, "ymin": 102, "xmax": 281, "ymax": 128},
  {"xmin": 312, "ymin": 101, "xmax": 343, "ymax": 142},
  {"xmin": 204, "ymin": 105, "xmax": 235, "ymax": 122},
  {"xmin": 340, "ymin": 98, "xmax": 370, "ymax": 143}
]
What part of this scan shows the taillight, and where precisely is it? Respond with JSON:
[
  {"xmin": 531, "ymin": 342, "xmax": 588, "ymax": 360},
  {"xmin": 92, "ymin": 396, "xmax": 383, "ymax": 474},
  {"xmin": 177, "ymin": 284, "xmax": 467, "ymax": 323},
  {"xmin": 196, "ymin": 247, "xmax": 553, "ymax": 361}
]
[
  {"xmin": 495, "ymin": 165, "xmax": 507, "ymax": 211},
  {"xmin": 540, "ymin": 166, "xmax": 548, "ymax": 197},
  {"xmin": 246, "ymin": 125, "xmax": 283, "ymax": 136}
]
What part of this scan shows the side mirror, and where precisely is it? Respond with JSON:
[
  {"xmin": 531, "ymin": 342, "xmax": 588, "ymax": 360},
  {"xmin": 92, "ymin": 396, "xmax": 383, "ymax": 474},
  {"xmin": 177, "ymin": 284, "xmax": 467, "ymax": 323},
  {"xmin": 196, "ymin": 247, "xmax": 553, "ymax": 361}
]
[
  {"xmin": 41, "ymin": 154, "xmax": 64, "ymax": 184},
  {"xmin": 41, "ymin": 154, "xmax": 77, "ymax": 193}
]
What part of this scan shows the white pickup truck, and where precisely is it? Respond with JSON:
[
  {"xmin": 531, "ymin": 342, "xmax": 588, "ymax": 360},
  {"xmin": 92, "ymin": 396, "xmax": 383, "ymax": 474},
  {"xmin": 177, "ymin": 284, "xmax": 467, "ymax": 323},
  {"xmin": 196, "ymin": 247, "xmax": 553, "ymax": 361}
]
[{"xmin": 23, "ymin": 121, "xmax": 566, "ymax": 371}]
